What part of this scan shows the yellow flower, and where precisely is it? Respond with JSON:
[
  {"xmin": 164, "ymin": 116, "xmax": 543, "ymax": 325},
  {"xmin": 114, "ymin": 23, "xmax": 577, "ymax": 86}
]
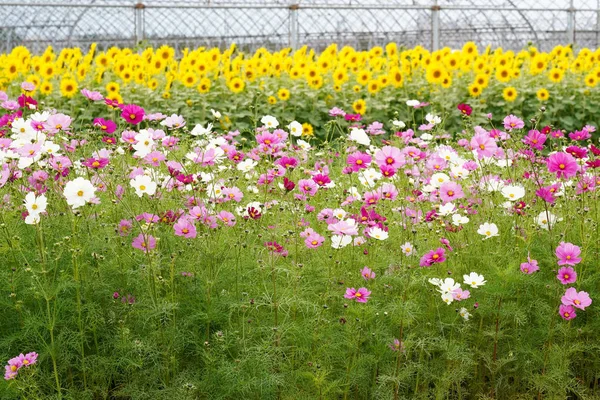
[
  {"xmin": 536, "ymin": 88, "xmax": 549, "ymax": 101},
  {"xmin": 181, "ymin": 71, "xmax": 198, "ymax": 88},
  {"xmin": 228, "ymin": 77, "xmax": 245, "ymax": 93},
  {"xmin": 495, "ymin": 67, "xmax": 511, "ymax": 83},
  {"xmin": 267, "ymin": 95, "xmax": 277, "ymax": 105},
  {"xmin": 548, "ymin": 67, "xmax": 564, "ymax": 83},
  {"xmin": 106, "ymin": 81, "xmax": 120, "ymax": 93},
  {"xmin": 147, "ymin": 78, "xmax": 159, "ymax": 91},
  {"xmin": 39, "ymin": 81, "xmax": 53, "ymax": 95},
  {"xmin": 60, "ymin": 77, "xmax": 78, "ymax": 98},
  {"xmin": 585, "ymin": 74, "xmax": 597, "ymax": 87},
  {"xmin": 277, "ymin": 88, "xmax": 290, "ymax": 101},
  {"xmin": 367, "ymin": 80, "xmax": 380, "ymax": 94},
  {"xmin": 352, "ymin": 85, "xmax": 361, "ymax": 93},
  {"xmin": 197, "ymin": 78, "xmax": 211, "ymax": 93},
  {"xmin": 301, "ymin": 123, "xmax": 314, "ymax": 137},
  {"xmin": 468, "ymin": 83, "xmax": 483, "ymax": 97},
  {"xmin": 352, "ymin": 99, "xmax": 366, "ymax": 115},
  {"xmin": 503, "ymin": 86, "xmax": 517, "ymax": 102},
  {"xmin": 425, "ymin": 63, "xmax": 446, "ymax": 84}
]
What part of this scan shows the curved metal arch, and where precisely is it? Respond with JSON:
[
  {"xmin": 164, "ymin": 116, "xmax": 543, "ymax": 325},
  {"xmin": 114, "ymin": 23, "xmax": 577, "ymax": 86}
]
[{"xmin": 66, "ymin": 0, "xmax": 98, "ymax": 47}]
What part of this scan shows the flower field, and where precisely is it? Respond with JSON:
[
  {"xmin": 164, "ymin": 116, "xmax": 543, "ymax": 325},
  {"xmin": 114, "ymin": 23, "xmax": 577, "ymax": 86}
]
[{"xmin": 0, "ymin": 42, "xmax": 599, "ymax": 399}]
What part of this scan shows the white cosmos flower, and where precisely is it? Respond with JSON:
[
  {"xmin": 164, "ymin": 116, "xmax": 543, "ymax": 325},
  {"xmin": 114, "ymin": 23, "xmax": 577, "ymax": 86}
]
[
  {"xmin": 441, "ymin": 292, "xmax": 454, "ymax": 304},
  {"xmin": 132, "ymin": 130, "xmax": 154, "ymax": 158},
  {"xmin": 406, "ymin": 99, "xmax": 420, "ymax": 107},
  {"xmin": 368, "ymin": 227, "xmax": 388, "ymax": 240},
  {"xmin": 297, "ymin": 139, "xmax": 311, "ymax": 151},
  {"xmin": 535, "ymin": 211, "xmax": 561, "ymax": 230},
  {"xmin": 438, "ymin": 202, "xmax": 456, "ymax": 216},
  {"xmin": 451, "ymin": 213, "xmax": 469, "ymax": 226},
  {"xmin": 261, "ymin": 115, "xmax": 279, "ymax": 129},
  {"xmin": 348, "ymin": 128, "xmax": 370, "ymax": 146},
  {"xmin": 425, "ymin": 113, "xmax": 442, "ymax": 125},
  {"xmin": 288, "ymin": 121, "xmax": 303, "ymax": 137},
  {"xmin": 477, "ymin": 222, "xmax": 499, "ymax": 239},
  {"xmin": 430, "ymin": 172, "xmax": 450, "ymax": 188},
  {"xmin": 237, "ymin": 159, "xmax": 257, "ymax": 173},
  {"xmin": 428, "ymin": 277, "xmax": 442, "ymax": 287},
  {"xmin": 331, "ymin": 234, "xmax": 352, "ymax": 249},
  {"xmin": 501, "ymin": 185, "xmax": 525, "ymax": 201},
  {"xmin": 24, "ymin": 192, "xmax": 47, "ymax": 216},
  {"xmin": 439, "ymin": 278, "xmax": 461, "ymax": 294},
  {"xmin": 63, "ymin": 177, "xmax": 96, "ymax": 209},
  {"xmin": 191, "ymin": 123, "xmax": 213, "ymax": 137},
  {"xmin": 130, "ymin": 175, "xmax": 157, "ymax": 197},
  {"xmin": 210, "ymin": 109, "xmax": 222, "ymax": 119},
  {"xmin": 25, "ymin": 213, "xmax": 41, "ymax": 225},
  {"xmin": 463, "ymin": 272, "xmax": 486, "ymax": 288},
  {"xmin": 459, "ymin": 307, "xmax": 471, "ymax": 321},
  {"xmin": 392, "ymin": 120, "xmax": 406, "ymax": 128},
  {"xmin": 333, "ymin": 208, "xmax": 346, "ymax": 220},
  {"xmin": 400, "ymin": 242, "xmax": 415, "ymax": 256},
  {"xmin": 357, "ymin": 168, "xmax": 381, "ymax": 187}
]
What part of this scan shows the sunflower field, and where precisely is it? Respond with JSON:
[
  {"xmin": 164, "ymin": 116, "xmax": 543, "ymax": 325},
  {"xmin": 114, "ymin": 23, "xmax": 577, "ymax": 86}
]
[{"xmin": 0, "ymin": 41, "xmax": 599, "ymax": 399}]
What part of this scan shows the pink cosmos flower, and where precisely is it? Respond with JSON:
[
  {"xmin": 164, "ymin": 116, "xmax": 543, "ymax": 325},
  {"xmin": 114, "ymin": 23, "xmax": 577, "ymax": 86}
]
[
  {"xmin": 132, "ymin": 233, "xmax": 156, "ymax": 253},
  {"xmin": 344, "ymin": 287, "xmax": 371, "ymax": 303},
  {"xmin": 452, "ymin": 288, "xmax": 470, "ymax": 301},
  {"xmin": 298, "ymin": 179, "xmax": 318, "ymax": 196},
  {"xmin": 329, "ymin": 107, "xmax": 346, "ymax": 117},
  {"xmin": 93, "ymin": 118, "xmax": 117, "ymax": 134},
  {"xmin": 389, "ymin": 339, "xmax": 405, "ymax": 352},
  {"xmin": 522, "ymin": 130, "xmax": 547, "ymax": 151},
  {"xmin": 347, "ymin": 151, "xmax": 371, "ymax": 171},
  {"xmin": 561, "ymin": 287, "xmax": 592, "ymax": 310},
  {"xmin": 559, "ymin": 304, "xmax": 577, "ymax": 320},
  {"xmin": 520, "ymin": 257, "xmax": 539, "ymax": 274},
  {"xmin": 305, "ymin": 232, "xmax": 325, "ymax": 248},
  {"xmin": 121, "ymin": 104, "xmax": 145, "ymax": 125},
  {"xmin": 439, "ymin": 181, "xmax": 464, "ymax": 203},
  {"xmin": 419, "ymin": 248, "xmax": 446, "ymax": 267},
  {"xmin": 216, "ymin": 210, "xmax": 236, "ymax": 226},
  {"xmin": 555, "ymin": 242, "xmax": 582, "ymax": 266},
  {"xmin": 547, "ymin": 152, "xmax": 578, "ymax": 179},
  {"xmin": 503, "ymin": 115, "xmax": 524, "ymax": 131},
  {"xmin": 374, "ymin": 146, "xmax": 404, "ymax": 169},
  {"xmin": 44, "ymin": 113, "xmax": 72, "ymax": 134},
  {"xmin": 470, "ymin": 133, "xmax": 498, "ymax": 159},
  {"xmin": 81, "ymin": 88, "xmax": 104, "ymax": 101},
  {"xmin": 174, "ymin": 218, "xmax": 197, "ymax": 238},
  {"xmin": 361, "ymin": 266, "xmax": 375, "ymax": 280},
  {"xmin": 557, "ymin": 266, "xmax": 577, "ymax": 285},
  {"xmin": 328, "ymin": 219, "xmax": 358, "ymax": 236},
  {"xmin": 118, "ymin": 219, "xmax": 133, "ymax": 236},
  {"xmin": 82, "ymin": 157, "xmax": 109, "ymax": 169}
]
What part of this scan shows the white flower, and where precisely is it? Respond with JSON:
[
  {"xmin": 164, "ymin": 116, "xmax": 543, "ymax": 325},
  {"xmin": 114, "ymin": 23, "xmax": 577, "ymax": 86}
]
[
  {"xmin": 357, "ymin": 168, "xmax": 381, "ymax": 187},
  {"xmin": 428, "ymin": 277, "xmax": 442, "ymax": 287},
  {"xmin": 42, "ymin": 140, "xmax": 61, "ymax": 156},
  {"xmin": 353, "ymin": 236, "xmax": 366, "ymax": 246},
  {"xmin": 477, "ymin": 222, "xmax": 499, "ymax": 239},
  {"xmin": 132, "ymin": 130, "xmax": 154, "ymax": 158},
  {"xmin": 348, "ymin": 128, "xmax": 370, "ymax": 146},
  {"xmin": 406, "ymin": 99, "xmax": 420, "ymax": 107},
  {"xmin": 24, "ymin": 192, "xmax": 47, "ymax": 216},
  {"xmin": 288, "ymin": 121, "xmax": 303, "ymax": 137},
  {"xmin": 535, "ymin": 211, "xmax": 561, "ymax": 230},
  {"xmin": 501, "ymin": 185, "xmax": 525, "ymax": 201},
  {"xmin": 191, "ymin": 123, "xmax": 213, "ymax": 137},
  {"xmin": 130, "ymin": 175, "xmax": 157, "ymax": 197},
  {"xmin": 451, "ymin": 213, "xmax": 469, "ymax": 226},
  {"xmin": 430, "ymin": 172, "xmax": 450, "ymax": 188},
  {"xmin": 331, "ymin": 234, "xmax": 352, "ymax": 249},
  {"xmin": 420, "ymin": 133, "xmax": 433, "ymax": 141},
  {"xmin": 261, "ymin": 115, "xmax": 279, "ymax": 129},
  {"xmin": 438, "ymin": 202, "xmax": 456, "ymax": 216},
  {"xmin": 333, "ymin": 208, "xmax": 346, "ymax": 220},
  {"xmin": 11, "ymin": 118, "xmax": 36, "ymax": 137},
  {"xmin": 463, "ymin": 272, "xmax": 486, "ymax": 288},
  {"xmin": 368, "ymin": 227, "xmax": 388, "ymax": 240},
  {"xmin": 296, "ymin": 139, "xmax": 311, "ymax": 151},
  {"xmin": 210, "ymin": 109, "xmax": 221, "ymax": 119},
  {"xmin": 400, "ymin": 242, "xmax": 415, "ymax": 256},
  {"xmin": 426, "ymin": 113, "xmax": 442, "ymax": 125},
  {"xmin": 459, "ymin": 307, "xmax": 471, "ymax": 321},
  {"xmin": 439, "ymin": 278, "xmax": 460, "ymax": 294},
  {"xmin": 25, "ymin": 213, "xmax": 41, "ymax": 225},
  {"xmin": 237, "ymin": 159, "xmax": 257, "ymax": 173},
  {"xmin": 63, "ymin": 177, "xmax": 96, "ymax": 209},
  {"xmin": 392, "ymin": 120, "xmax": 406, "ymax": 129},
  {"xmin": 441, "ymin": 292, "xmax": 454, "ymax": 305}
]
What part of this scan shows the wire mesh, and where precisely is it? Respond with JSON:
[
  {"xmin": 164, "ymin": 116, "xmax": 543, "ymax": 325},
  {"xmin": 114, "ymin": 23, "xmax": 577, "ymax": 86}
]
[{"xmin": 0, "ymin": 0, "xmax": 598, "ymax": 52}]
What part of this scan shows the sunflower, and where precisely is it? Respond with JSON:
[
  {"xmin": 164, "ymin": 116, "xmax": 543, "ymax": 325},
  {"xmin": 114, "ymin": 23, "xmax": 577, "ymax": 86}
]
[
  {"xmin": 585, "ymin": 74, "xmax": 597, "ymax": 87},
  {"xmin": 426, "ymin": 63, "xmax": 446, "ymax": 84},
  {"xmin": 367, "ymin": 80, "xmax": 380, "ymax": 94},
  {"xmin": 502, "ymin": 86, "xmax": 517, "ymax": 102},
  {"xmin": 495, "ymin": 67, "xmax": 511, "ymax": 83},
  {"xmin": 39, "ymin": 81, "xmax": 53, "ymax": 95},
  {"xmin": 228, "ymin": 77, "xmax": 244, "ymax": 93},
  {"xmin": 157, "ymin": 45, "xmax": 175, "ymax": 61},
  {"xmin": 197, "ymin": 78, "xmax": 211, "ymax": 93},
  {"xmin": 301, "ymin": 123, "xmax": 314, "ymax": 137},
  {"xmin": 40, "ymin": 63, "xmax": 56, "ymax": 79},
  {"xmin": 389, "ymin": 67, "xmax": 403, "ymax": 88},
  {"xmin": 147, "ymin": 78, "xmax": 159, "ymax": 91},
  {"xmin": 60, "ymin": 77, "xmax": 78, "ymax": 98},
  {"xmin": 106, "ymin": 81, "xmax": 120, "ymax": 93},
  {"xmin": 536, "ymin": 88, "xmax": 550, "ymax": 101},
  {"xmin": 181, "ymin": 71, "xmax": 197, "ymax": 88},
  {"xmin": 468, "ymin": 83, "xmax": 482, "ymax": 97},
  {"xmin": 352, "ymin": 85, "xmax": 361, "ymax": 93},
  {"xmin": 352, "ymin": 99, "xmax": 366, "ymax": 115},
  {"xmin": 267, "ymin": 96, "xmax": 277, "ymax": 105},
  {"xmin": 277, "ymin": 88, "xmax": 290, "ymax": 101},
  {"xmin": 356, "ymin": 70, "xmax": 371, "ymax": 86}
]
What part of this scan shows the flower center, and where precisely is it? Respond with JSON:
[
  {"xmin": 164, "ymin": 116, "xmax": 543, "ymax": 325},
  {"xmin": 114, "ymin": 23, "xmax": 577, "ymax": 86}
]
[
  {"xmin": 559, "ymin": 163, "xmax": 565, "ymax": 169},
  {"xmin": 129, "ymin": 113, "xmax": 136, "ymax": 120},
  {"xmin": 77, "ymin": 190, "xmax": 84, "ymax": 196},
  {"xmin": 140, "ymin": 185, "xmax": 146, "ymax": 191}
]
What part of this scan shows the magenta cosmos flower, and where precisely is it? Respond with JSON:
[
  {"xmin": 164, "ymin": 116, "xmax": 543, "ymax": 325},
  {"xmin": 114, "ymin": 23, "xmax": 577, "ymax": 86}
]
[
  {"xmin": 557, "ymin": 266, "xmax": 577, "ymax": 285},
  {"xmin": 344, "ymin": 287, "xmax": 371, "ymax": 303},
  {"xmin": 561, "ymin": 287, "xmax": 592, "ymax": 310},
  {"xmin": 173, "ymin": 218, "xmax": 197, "ymax": 239},
  {"xmin": 559, "ymin": 304, "xmax": 577, "ymax": 321},
  {"xmin": 121, "ymin": 104, "xmax": 145, "ymax": 125},
  {"xmin": 419, "ymin": 248, "xmax": 446, "ymax": 267},
  {"xmin": 347, "ymin": 151, "xmax": 371, "ymax": 171},
  {"xmin": 457, "ymin": 103, "xmax": 472, "ymax": 116},
  {"xmin": 555, "ymin": 242, "xmax": 582, "ymax": 266},
  {"xmin": 547, "ymin": 152, "xmax": 578, "ymax": 179},
  {"xmin": 520, "ymin": 257, "xmax": 539, "ymax": 274}
]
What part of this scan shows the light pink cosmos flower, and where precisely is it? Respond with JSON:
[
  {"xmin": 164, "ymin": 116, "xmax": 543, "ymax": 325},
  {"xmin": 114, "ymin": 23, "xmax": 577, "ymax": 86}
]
[
  {"xmin": 555, "ymin": 242, "xmax": 582, "ymax": 266},
  {"xmin": 298, "ymin": 179, "xmax": 318, "ymax": 196},
  {"xmin": 361, "ymin": 266, "xmax": 375, "ymax": 280},
  {"xmin": 132, "ymin": 233, "xmax": 156, "ymax": 253},
  {"xmin": 561, "ymin": 287, "xmax": 592, "ymax": 310},
  {"xmin": 305, "ymin": 232, "xmax": 325, "ymax": 248},
  {"xmin": 344, "ymin": 287, "xmax": 371, "ymax": 303},
  {"xmin": 174, "ymin": 218, "xmax": 197, "ymax": 239},
  {"xmin": 470, "ymin": 133, "xmax": 498, "ymax": 159},
  {"xmin": 439, "ymin": 181, "xmax": 464, "ymax": 204},
  {"xmin": 503, "ymin": 115, "xmax": 524, "ymax": 131},
  {"xmin": 374, "ymin": 146, "xmax": 404, "ymax": 169},
  {"xmin": 81, "ymin": 88, "xmax": 104, "ymax": 101},
  {"xmin": 452, "ymin": 288, "xmax": 470, "ymax": 301},
  {"xmin": 216, "ymin": 210, "xmax": 236, "ymax": 226},
  {"xmin": 327, "ymin": 219, "xmax": 358, "ymax": 236}
]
